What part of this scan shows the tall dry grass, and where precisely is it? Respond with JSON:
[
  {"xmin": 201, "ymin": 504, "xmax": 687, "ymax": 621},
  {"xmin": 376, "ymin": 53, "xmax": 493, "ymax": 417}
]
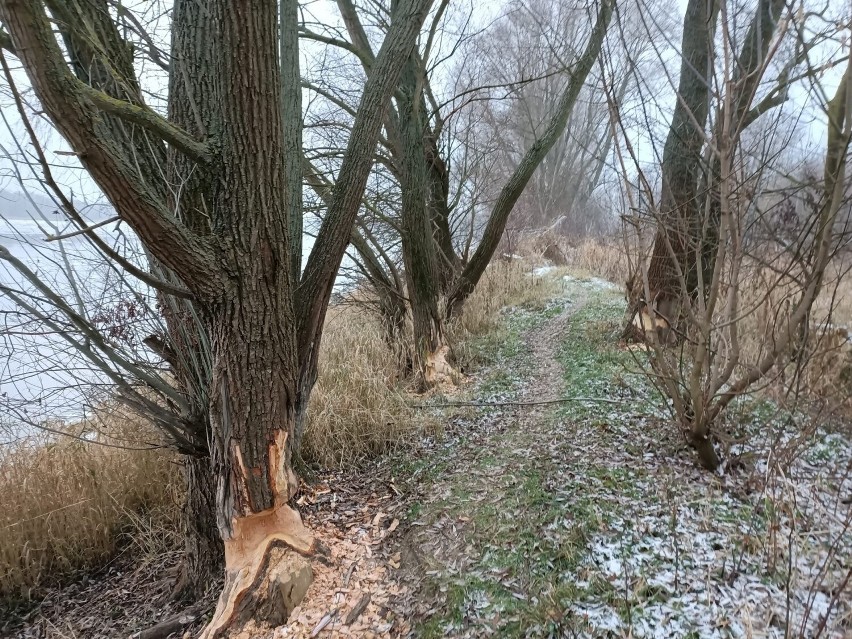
[
  {"xmin": 561, "ymin": 237, "xmax": 632, "ymax": 285},
  {"xmin": 0, "ymin": 256, "xmax": 557, "ymax": 598},
  {"xmin": 304, "ymin": 259, "xmax": 560, "ymax": 465},
  {"xmin": 302, "ymin": 304, "xmax": 422, "ymax": 467},
  {"xmin": 0, "ymin": 412, "xmax": 180, "ymax": 598}
]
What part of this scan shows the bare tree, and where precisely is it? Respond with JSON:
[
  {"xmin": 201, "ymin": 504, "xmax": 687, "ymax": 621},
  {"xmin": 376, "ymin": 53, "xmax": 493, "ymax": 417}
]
[
  {"xmin": 0, "ymin": 0, "xmax": 432, "ymax": 634},
  {"xmin": 613, "ymin": 0, "xmax": 851, "ymax": 470},
  {"xmin": 308, "ymin": 0, "xmax": 616, "ymax": 385}
]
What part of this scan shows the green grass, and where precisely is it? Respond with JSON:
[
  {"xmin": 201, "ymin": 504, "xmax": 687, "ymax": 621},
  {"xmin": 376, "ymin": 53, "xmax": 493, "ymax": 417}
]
[{"xmin": 410, "ymin": 285, "xmax": 642, "ymax": 637}]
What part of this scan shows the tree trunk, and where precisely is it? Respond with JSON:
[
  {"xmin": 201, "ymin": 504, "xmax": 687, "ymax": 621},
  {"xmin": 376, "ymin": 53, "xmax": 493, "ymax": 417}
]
[
  {"xmin": 446, "ymin": 0, "xmax": 614, "ymax": 318},
  {"xmin": 695, "ymin": 0, "xmax": 786, "ymax": 293},
  {"xmin": 173, "ymin": 454, "xmax": 224, "ymax": 600},
  {"xmin": 398, "ymin": 49, "xmax": 452, "ymax": 389},
  {"xmin": 202, "ymin": 290, "xmax": 317, "ymax": 638},
  {"xmin": 193, "ymin": 0, "xmax": 321, "ymax": 631},
  {"xmin": 638, "ymin": 0, "xmax": 720, "ymax": 338}
]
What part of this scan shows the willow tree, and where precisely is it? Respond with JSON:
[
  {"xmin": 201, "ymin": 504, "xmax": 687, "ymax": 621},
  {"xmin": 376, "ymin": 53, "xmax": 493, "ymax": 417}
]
[
  {"xmin": 0, "ymin": 0, "xmax": 431, "ymax": 634},
  {"xmin": 316, "ymin": 0, "xmax": 615, "ymax": 385},
  {"xmin": 630, "ymin": 0, "xmax": 793, "ymax": 338}
]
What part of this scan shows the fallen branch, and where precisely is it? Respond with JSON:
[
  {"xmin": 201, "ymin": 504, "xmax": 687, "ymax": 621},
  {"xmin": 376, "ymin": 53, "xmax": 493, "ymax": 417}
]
[
  {"xmin": 130, "ymin": 604, "xmax": 205, "ymax": 639},
  {"xmin": 410, "ymin": 397, "xmax": 627, "ymax": 409}
]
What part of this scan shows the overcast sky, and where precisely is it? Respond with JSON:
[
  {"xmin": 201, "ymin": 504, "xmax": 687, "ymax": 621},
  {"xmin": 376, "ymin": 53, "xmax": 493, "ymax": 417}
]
[{"xmin": 0, "ymin": 0, "xmax": 847, "ymax": 218}]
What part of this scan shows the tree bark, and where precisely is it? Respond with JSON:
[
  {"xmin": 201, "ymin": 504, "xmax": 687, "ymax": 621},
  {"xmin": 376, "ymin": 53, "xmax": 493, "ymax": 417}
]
[
  {"xmin": 695, "ymin": 0, "xmax": 786, "ymax": 292},
  {"xmin": 640, "ymin": 0, "xmax": 719, "ymax": 332},
  {"xmin": 398, "ymin": 47, "xmax": 449, "ymax": 388},
  {"xmin": 1, "ymin": 0, "xmax": 432, "ymax": 634},
  {"xmin": 173, "ymin": 454, "xmax": 224, "ymax": 600}
]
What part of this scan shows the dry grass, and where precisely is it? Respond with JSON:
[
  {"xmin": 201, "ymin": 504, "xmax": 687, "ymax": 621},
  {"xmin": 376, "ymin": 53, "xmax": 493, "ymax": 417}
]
[
  {"xmin": 0, "ymin": 410, "xmax": 181, "ymax": 598},
  {"xmin": 302, "ymin": 304, "xmax": 423, "ymax": 468},
  {"xmin": 557, "ymin": 236, "xmax": 852, "ymax": 404},
  {"xmin": 304, "ymin": 259, "xmax": 560, "ymax": 466},
  {"xmin": 561, "ymin": 237, "xmax": 632, "ymax": 285},
  {"xmin": 445, "ymin": 258, "xmax": 563, "ymax": 373}
]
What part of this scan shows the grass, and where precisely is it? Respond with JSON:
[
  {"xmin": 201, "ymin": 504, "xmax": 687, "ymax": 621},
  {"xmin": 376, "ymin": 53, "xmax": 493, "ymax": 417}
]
[
  {"xmin": 411, "ymin": 279, "xmax": 636, "ymax": 638},
  {"xmin": 0, "ymin": 257, "xmax": 558, "ymax": 600},
  {"xmin": 0, "ymin": 409, "xmax": 181, "ymax": 599},
  {"xmin": 406, "ymin": 276, "xmax": 851, "ymax": 637}
]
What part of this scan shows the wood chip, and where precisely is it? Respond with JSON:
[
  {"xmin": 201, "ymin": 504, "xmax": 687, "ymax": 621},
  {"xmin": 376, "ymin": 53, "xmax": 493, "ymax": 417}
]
[
  {"xmin": 310, "ymin": 609, "xmax": 337, "ymax": 637},
  {"xmin": 344, "ymin": 593, "xmax": 371, "ymax": 625}
]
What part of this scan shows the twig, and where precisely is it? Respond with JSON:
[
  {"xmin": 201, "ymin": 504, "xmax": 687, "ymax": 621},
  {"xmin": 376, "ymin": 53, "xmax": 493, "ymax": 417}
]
[
  {"xmin": 45, "ymin": 215, "xmax": 120, "ymax": 241},
  {"xmin": 310, "ymin": 609, "xmax": 338, "ymax": 637},
  {"xmin": 410, "ymin": 397, "xmax": 627, "ymax": 409},
  {"xmin": 130, "ymin": 603, "xmax": 204, "ymax": 639},
  {"xmin": 344, "ymin": 593, "xmax": 371, "ymax": 625}
]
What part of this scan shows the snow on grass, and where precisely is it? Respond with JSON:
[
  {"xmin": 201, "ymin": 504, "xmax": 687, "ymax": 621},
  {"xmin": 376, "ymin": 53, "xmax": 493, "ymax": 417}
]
[
  {"xmin": 410, "ymin": 276, "xmax": 850, "ymax": 639},
  {"xmin": 562, "ymin": 273, "xmax": 622, "ymax": 292},
  {"xmin": 532, "ymin": 265, "xmax": 557, "ymax": 277},
  {"xmin": 555, "ymin": 285, "xmax": 852, "ymax": 639}
]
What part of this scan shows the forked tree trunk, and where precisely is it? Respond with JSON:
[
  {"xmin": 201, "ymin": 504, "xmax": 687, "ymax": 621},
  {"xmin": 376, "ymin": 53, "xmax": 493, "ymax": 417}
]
[
  {"xmin": 194, "ymin": 0, "xmax": 320, "ymax": 631},
  {"xmin": 694, "ymin": 0, "xmax": 786, "ymax": 292},
  {"xmin": 638, "ymin": 0, "xmax": 720, "ymax": 338}
]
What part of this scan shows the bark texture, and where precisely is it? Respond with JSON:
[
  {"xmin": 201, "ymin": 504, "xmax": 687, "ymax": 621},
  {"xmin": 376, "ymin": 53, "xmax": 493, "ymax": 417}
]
[
  {"xmin": 176, "ymin": 454, "xmax": 224, "ymax": 599},
  {"xmin": 398, "ymin": 47, "xmax": 449, "ymax": 387},
  {"xmin": 640, "ymin": 0, "xmax": 719, "ymax": 333}
]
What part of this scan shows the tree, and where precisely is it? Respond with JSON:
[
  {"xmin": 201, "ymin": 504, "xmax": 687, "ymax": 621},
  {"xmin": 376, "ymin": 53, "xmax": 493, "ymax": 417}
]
[
  {"xmin": 612, "ymin": 0, "xmax": 851, "ymax": 470},
  {"xmin": 310, "ymin": 0, "xmax": 616, "ymax": 386},
  {"xmin": 0, "ymin": 0, "xmax": 432, "ymax": 634},
  {"xmin": 629, "ymin": 0, "xmax": 807, "ymax": 336}
]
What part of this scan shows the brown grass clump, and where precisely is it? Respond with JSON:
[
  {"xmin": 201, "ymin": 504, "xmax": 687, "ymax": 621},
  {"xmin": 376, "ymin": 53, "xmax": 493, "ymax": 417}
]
[
  {"xmin": 0, "ymin": 410, "xmax": 181, "ymax": 598},
  {"xmin": 562, "ymin": 237, "xmax": 631, "ymax": 285},
  {"xmin": 302, "ymin": 304, "xmax": 422, "ymax": 468},
  {"xmin": 452, "ymin": 258, "xmax": 562, "ymax": 338}
]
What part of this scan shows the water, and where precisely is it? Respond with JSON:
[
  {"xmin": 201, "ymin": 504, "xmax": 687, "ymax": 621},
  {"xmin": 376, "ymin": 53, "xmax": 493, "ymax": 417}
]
[
  {"xmin": 0, "ymin": 204, "xmax": 156, "ymax": 439},
  {"xmin": 0, "ymin": 192, "xmax": 352, "ymax": 440}
]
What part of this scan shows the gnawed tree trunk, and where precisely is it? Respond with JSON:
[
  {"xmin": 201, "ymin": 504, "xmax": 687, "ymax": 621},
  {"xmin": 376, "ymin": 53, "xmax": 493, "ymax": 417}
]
[
  {"xmin": 196, "ymin": 2, "xmax": 318, "ymax": 633},
  {"xmin": 203, "ymin": 290, "xmax": 316, "ymax": 637},
  {"xmin": 398, "ymin": 46, "xmax": 454, "ymax": 389},
  {"xmin": 1, "ymin": 0, "xmax": 431, "ymax": 633},
  {"xmin": 632, "ymin": 0, "xmax": 720, "ymax": 340}
]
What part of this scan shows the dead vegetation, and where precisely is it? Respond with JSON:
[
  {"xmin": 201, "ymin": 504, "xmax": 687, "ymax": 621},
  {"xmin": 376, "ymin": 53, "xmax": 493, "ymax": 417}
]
[
  {"xmin": 0, "ymin": 258, "xmax": 558, "ymax": 603},
  {"xmin": 0, "ymin": 411, "xmax": 181, "ymax": 599}
]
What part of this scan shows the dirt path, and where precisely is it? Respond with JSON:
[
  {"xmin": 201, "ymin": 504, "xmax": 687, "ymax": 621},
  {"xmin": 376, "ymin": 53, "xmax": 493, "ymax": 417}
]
[
  {"xmin": 286, "ymin": 275, "xmax": 852, "ymax": 639},
  {"xmin": 274, "ymin": 289, "xmax": 589, "ymax": 639},
  {"xmin": 12, "ymin": 276, "xmax": 850, "ymax": 638}
]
